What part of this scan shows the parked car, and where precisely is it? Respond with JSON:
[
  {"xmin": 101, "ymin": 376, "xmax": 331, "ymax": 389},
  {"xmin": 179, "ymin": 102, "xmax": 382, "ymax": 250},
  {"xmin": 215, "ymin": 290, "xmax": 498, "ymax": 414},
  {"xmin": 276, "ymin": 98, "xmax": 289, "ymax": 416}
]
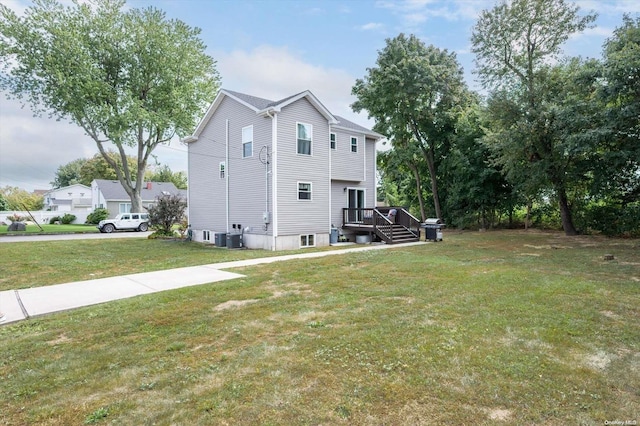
[{"xmin": 97, "ymin": 213, "xmax": 149, "ymax": 233}]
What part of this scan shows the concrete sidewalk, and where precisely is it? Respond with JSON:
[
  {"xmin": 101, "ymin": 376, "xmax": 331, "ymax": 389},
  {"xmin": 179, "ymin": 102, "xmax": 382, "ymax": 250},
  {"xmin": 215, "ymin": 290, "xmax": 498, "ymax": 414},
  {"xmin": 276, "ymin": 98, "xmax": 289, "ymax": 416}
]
[{"xmin": 1, "ymin": 242, "xmax": 424, "ymax": 325}]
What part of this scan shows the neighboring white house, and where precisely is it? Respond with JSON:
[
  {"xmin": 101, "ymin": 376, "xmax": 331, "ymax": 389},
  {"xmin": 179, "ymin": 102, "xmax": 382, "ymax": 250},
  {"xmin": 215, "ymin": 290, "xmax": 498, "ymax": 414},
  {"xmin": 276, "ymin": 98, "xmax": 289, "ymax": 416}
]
[
  {"xmin": 182, "ymin": 88, "xmax": 417, "ymax": 251},
  {"xmin": 42, "ymin": 184, "xmax": 92, "ymax": 212},
  {"xmin": 91, "ymin": 179, "xmax": 186, "ymax": 218}
]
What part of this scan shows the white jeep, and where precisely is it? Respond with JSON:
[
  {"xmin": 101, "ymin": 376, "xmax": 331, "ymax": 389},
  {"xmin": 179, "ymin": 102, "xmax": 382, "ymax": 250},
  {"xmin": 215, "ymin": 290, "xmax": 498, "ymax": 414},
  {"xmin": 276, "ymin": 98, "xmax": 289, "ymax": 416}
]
[{"xmin": 97, "ymin": 213, "xmax": 150, "ymax": 233}]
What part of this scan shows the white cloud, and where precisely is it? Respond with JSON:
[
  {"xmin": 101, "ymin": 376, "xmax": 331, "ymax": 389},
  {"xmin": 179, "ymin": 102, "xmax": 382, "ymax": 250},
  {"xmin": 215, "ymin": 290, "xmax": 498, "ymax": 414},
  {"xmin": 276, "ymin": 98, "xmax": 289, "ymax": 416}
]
[
  {"xmin": 0, "ymin": 94, "xmax": 189, "ymax": 191},
  {"xmin": 213, "ymin": 45, "xmax": 371, "ymax": 125},
  {"xmin": 359, "ymin": 22, "xmax": 385, "ymax": 31},
  {"xmin": 576, "ymin": 0, "xmax": 640, "ymax": 15},
  {"xmin": 0, "ymin": 94, "xmax": 97, "ymax": 190}
]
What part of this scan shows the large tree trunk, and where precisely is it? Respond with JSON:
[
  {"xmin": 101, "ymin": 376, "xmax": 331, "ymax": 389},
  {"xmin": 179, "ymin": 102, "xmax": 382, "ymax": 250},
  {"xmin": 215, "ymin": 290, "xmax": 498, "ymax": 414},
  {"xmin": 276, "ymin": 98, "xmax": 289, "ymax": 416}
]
[
  {"xmin": 421, "ymin": 144, "xmax": 442, "ymax": 219},
  {"xmin": 557, "ymin": 186, "xmax": 577, "ymax": 236},
  {"xmin": 409, "ymin": 163, "xmax": 427, "ymax": 221}
]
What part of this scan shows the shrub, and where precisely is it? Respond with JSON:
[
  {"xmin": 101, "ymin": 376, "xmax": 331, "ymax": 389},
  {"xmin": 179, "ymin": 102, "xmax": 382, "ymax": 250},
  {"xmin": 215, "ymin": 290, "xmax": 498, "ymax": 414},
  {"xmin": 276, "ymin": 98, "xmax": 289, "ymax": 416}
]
[
  {"xmin": 86, "ymin": 208, "xmax": 109, "ymax": 224},
  {"xmin": 6, "ymin": 214, "xmax": 25, "ymax": 222},
  {"xmin": 146, "ymin": 193, "xmax": 187, "ymax": 237},
  {"xmin": 60, "ymin": 213, "xmax": 76, "ymax": 224},
  {"xmin": 583, "ymin": 202, "xmax": 640, "ymax": 237},
  {"xmin": 49, "ymin": 216, "xmax": 60, "ymax": 224}
]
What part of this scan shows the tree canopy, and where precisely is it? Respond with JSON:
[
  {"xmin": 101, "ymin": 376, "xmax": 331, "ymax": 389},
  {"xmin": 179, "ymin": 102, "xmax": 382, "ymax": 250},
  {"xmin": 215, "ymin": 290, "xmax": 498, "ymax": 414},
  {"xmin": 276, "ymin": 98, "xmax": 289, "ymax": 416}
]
[
  {"xmin": 352, "ymin": 34, "xmax": 467, "ymax": 219},
  {"xmin": 0, "ymin": 0, "xmax": 219, "ymax": 211},
  {"xmin": 471, "ymin": 0, "xmax": 597, "ymax": 235}
]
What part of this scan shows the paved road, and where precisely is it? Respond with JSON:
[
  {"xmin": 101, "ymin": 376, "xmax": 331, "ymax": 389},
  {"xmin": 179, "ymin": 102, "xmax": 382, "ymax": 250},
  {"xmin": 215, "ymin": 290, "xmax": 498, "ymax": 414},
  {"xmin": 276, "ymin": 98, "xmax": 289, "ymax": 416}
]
[{"xmin": 0, "ymin": 231, "xmax": 152, "ymax": 243}]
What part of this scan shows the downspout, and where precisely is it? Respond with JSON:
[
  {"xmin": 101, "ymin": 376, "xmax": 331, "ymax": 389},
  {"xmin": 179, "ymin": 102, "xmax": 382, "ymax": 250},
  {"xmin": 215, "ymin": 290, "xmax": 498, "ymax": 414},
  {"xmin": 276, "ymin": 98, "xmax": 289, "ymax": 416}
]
[
  {"xmin": 268, "ymin": 110, "xmax": 278, "ymax": 251},
  {"xmin": 328, "ymin": 122, "xmax": 332, "ymax": 235},
  {"xmin": 225, "ymin": 119, "xmax": 230, "ymax": 233}
]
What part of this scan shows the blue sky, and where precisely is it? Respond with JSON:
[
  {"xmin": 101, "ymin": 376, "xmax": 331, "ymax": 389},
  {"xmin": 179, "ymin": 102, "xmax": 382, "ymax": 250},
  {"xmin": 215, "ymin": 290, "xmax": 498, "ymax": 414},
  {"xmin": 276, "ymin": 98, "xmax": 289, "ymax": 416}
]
[{"xmin": 1, "ymin": 0, "xmax": 638, "ymax": 191}]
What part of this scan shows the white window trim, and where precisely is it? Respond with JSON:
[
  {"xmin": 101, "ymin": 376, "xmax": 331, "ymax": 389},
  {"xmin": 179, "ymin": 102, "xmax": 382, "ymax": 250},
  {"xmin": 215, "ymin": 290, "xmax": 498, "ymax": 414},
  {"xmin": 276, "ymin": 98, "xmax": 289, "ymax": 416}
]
[
  {"xmin": 242, "ymin": 125, "xmax": 253, "ymax": 158},
  {"xmin": 119, "ymin": 203, "xmax": 132, "ymax": 213},
  {"xmin": 297, "ymin": 181, "xmax": 312, "ymax": 201},
  {"xmin": 330, "ymin": 132, "xmax": 337, "ymax": 150},
  {"xmin": 350, "ymin": 136, "xmax": 358, "ymax": 153},
  {"xmin": 297, "ymin": 122, "xmax": 313, "ymax": 156},
  {"xmin": 203, "ymin": 230, "xmax": 211, "ymax": 242},
  {"xmin": 300, "ymin": 234, "xmax": 316, "ymax": 248},
  {"xmin": 219, "ymin": 161, "xmax": 225, "ymax": 179}
]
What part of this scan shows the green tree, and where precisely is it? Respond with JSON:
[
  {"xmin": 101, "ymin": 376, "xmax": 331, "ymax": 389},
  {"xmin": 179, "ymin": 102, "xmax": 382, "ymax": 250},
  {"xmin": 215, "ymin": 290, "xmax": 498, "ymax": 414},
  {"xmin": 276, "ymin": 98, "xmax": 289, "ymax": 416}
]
[
  {"xmin": 352, "ymin": 34, "xmax": 467, "ymax": 219},
  {"xmin": 377, "ymin": 138, "xmax": 429, "ymax": 221},
  {"xmin": 79, "ymin": 152, "xmax": 138, "ymax": 186},
  {"xmin": 145, "ymin": 164, "xmax": 188, "ymax": 190},
  {"xmin": 0, "ymin": 0, "xmax": 219, "ymax": 212},
  {"xmin": 471, "ymin": 0, "xmax": 596, "ymax": 235},
  {"xmin": 0, "ymin": 193, "xmax": 8, "ymax": 211},
  {"xmin": 51, "ymin": 158, "xmax": 86, "ymax": 188},
  {"xmin": 600, "ymin": 14, "xmax": 640, "ymax": 204},
  {"xmin": 443, "ymin": 100, "xmax": 515, "ymax": 229},
  {"xmin": 0, "ymin": 186, "xmax": 44, "ymax": 211}
]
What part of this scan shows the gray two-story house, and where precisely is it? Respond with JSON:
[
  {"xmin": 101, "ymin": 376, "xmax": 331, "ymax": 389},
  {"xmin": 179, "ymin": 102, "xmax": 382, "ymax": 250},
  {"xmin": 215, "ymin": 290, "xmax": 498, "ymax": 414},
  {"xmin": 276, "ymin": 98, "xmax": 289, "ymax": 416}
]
[{"xmin": 184, "ymin": 89, "xmax": 419, "ymax": 250}]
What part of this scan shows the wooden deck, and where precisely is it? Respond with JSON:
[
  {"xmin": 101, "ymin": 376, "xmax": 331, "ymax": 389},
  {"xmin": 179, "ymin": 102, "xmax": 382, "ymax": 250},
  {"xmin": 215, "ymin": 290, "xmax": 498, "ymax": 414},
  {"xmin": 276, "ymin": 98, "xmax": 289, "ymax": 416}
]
[{"xmin": 342, "ymin": 207, "xmax": 420, "ymax": 244}]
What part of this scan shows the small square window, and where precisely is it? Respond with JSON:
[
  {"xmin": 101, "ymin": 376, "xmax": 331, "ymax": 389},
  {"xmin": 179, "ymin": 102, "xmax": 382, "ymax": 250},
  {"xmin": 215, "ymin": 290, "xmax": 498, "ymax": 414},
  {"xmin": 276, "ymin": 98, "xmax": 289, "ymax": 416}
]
[
  {"xmin": 351, "ymin": 136, "xmax": 358, "ymax": 153},
  {"xmin": 330, "ymin": 133, "xmax": 336, "ymax": 150},
  {"xmin": 298, "ymin": 182, "xmax": 312, "ymax": 200},
  {"xmin": 300, "ymin": 234, "xmax": 315, "ymax": 248}
]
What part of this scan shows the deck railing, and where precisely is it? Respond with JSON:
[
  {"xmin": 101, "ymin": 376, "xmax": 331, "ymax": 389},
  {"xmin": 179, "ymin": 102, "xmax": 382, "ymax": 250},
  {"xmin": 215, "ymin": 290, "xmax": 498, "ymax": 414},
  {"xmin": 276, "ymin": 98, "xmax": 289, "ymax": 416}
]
[{"xmin": 342, "ymin": 207, "xmax": 420, "ymax": 243}]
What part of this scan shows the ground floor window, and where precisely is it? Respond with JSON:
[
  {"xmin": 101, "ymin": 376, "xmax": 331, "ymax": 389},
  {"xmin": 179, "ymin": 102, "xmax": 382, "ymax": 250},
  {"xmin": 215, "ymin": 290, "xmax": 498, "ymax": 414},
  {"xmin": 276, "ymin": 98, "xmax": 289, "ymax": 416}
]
[
  {"xmin": 300, "ymin": 234, "xmax": 315, "ymax": 248},
  {"xmin": 203, "ymin": 230, "xmax": 211, "ymax": 242},
  {"xmin": 119, "ymin": 203, "xmax": 132, "ymax": 213}
]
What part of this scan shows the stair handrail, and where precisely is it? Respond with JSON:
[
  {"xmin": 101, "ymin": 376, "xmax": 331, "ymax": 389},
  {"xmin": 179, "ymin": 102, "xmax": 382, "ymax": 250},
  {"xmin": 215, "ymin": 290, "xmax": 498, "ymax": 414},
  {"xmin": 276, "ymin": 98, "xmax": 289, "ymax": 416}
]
[
  {"xmin": 372, "ymin": 209, "xmax": 394, "ymax": 243},
  {"xmin": 397, "ymin": 208, "xmax": 420, "ymax": 237}
]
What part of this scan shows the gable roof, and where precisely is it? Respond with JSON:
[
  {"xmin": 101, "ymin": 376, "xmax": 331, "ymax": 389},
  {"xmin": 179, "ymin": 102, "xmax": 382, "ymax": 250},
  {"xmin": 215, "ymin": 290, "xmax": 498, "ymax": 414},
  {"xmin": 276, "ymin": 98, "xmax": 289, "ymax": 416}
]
[
  {"xmin": 333, "ymin": 115, "xmax": 384, "ymax": 139},
  {"xmin": 185, "ymin": 89, "xmax": 351, "ymax": 142},
  {"xmin": 93, "ymin": 179, "xmax": 184, "ymax": 201}
]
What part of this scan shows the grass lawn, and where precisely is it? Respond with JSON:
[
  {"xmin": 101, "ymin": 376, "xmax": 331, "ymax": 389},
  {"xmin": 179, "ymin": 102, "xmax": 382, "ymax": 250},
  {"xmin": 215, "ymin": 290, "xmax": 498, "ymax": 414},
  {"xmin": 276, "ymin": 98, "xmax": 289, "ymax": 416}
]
[
  {"xmin": 0, "ymin": 238, "xmax": 336, "ymax": 291},
  {"xmin": 0, "ymin": 230, "xmax": 638, "ymax": 424},
  {"xmin": 0, "ymin": 224, "xmax": 99, "ymax": 235}
]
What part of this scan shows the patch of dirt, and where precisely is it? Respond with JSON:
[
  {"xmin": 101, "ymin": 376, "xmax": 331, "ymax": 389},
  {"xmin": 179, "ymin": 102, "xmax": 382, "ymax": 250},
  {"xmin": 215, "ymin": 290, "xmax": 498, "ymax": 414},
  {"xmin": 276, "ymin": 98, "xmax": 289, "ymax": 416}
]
[
  {"xmin": 47, "ymin": 334, "xmax": 72, "ymax": 345},
  {"xmin": 523, "ymin": 244, "xmax": 571, "ymax": 250},
  {"xmin": 486, "ymin": 408, "xmax": 512, "ymax": 421},
  {"xmin": 585, "ymin": 350, "xmax": 612, "ymax": 371},
  {"xmin": 213, "ymin": 299, "xmax": 260, "ymax": 311},
  {"xmin": 601, "ymin": 310, "xmax": 622, "ymax": 320}
]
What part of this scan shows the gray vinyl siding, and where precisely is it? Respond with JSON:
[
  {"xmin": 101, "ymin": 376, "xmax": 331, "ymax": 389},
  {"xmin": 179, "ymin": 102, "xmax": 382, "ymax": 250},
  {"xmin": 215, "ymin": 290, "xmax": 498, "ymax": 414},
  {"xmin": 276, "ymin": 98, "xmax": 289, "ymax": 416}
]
[
  {"xmin": 330, "ymin": 138, "xmax": 377, "ymax": 228},
  {"xmin": 275, "ymin": 98, "xmax": 331, "ymax": 235},
  {"xmin": 330, "ymin": 129, "xmax": 366, "ymax": 181},
  {"xmin": 228, "ymin": 108, "xmax": 272, "ymax": 233},
  {"xmin": 188, "ymin": 98, "xmax": 228, "ymax": 232},
  {"xmin": 188, "ymin": 96, "xmax": 273, "ymax": 234},
  {"xmin": 365, "ymin": 137, "xmax": 377, "ymax": 202}
]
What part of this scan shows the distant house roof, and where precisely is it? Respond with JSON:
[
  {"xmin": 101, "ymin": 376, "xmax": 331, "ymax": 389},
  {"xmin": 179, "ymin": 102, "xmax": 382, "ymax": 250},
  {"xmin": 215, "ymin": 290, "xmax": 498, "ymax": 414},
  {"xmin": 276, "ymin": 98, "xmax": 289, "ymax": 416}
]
[
  {"xmin": 43, "ymin": 183, "xmax": 91, "ymax": 198},
  {"xmin": 93, "ymin": 179, "xmax": 185, "ymax": 202},
  {"xmin": 184, "ymin": 88, "xmax": 383, "ymax": 142}
]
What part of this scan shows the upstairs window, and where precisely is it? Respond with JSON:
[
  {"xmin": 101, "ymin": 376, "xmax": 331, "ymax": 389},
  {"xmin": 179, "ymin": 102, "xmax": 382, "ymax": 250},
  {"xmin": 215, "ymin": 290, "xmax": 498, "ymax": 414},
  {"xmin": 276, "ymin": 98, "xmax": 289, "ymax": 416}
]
[
  {"xmin": 351, "ymin": 136, "xmax": 358, "ymax": 153},
  {"xmin": 297, "ymin": 123, "xmax": 312, "ymax": 155},
  {"xmin": 298, "ymin": 182, "xmax": 312, "ymax": 200},
  {"xmin": 330, "ymin": 133, "xmax": 336, "ymax": 150},
  {"xmin": 242, "ymin": 125, "xmax": 253, "ymax": 158}
]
